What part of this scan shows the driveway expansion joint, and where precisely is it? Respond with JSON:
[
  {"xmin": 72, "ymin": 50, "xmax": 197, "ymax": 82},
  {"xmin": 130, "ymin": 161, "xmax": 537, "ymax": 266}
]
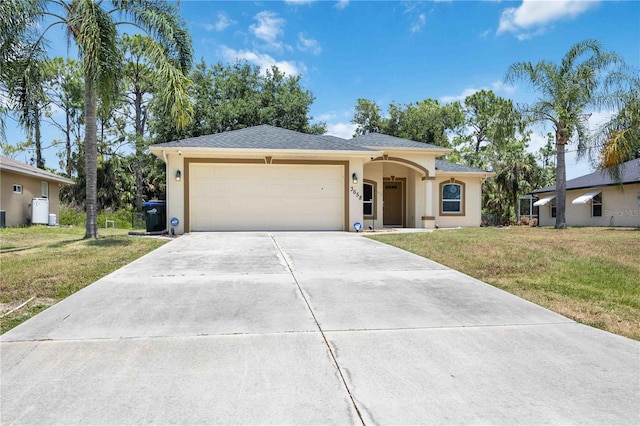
[{"xmin": 268, "ymin": 233, "xmax": 366, "ymax": 426}]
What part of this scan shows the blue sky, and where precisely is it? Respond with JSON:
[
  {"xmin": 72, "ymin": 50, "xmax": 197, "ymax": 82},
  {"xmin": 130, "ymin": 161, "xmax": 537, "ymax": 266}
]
[{"xmin": 4, "ymin": 0, "xmax": 640, "ymax": 179}]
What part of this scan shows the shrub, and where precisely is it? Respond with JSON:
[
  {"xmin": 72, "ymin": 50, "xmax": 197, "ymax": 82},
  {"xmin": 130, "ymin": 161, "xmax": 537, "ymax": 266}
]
[{"xmin": 60, "ymin": 205, "xmax": 138, "ymax": 229}]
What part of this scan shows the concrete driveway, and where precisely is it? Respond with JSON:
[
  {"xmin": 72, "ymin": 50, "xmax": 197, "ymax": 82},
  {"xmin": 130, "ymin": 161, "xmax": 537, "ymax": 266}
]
[{"xmin": 1, "ymin": 232, "xmax": 638, "ymax": 425}]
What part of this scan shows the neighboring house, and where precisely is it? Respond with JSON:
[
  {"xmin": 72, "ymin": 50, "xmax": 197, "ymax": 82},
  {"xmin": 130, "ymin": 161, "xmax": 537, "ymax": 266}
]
[
  {"xmin": 0, "ymin": 155, "xmax": 74, "ymax": 227},
  {"xmin": 531, "ymin": 158, "xmax": 640, "ymax": 227},
  {"xmin": 149, "ymin": 125, "xmax": 493, "ymax": 233}
]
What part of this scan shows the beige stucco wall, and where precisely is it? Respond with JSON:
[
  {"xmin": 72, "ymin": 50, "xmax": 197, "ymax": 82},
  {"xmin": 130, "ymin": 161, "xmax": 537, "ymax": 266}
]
[
  {"xmin": 163, "ymin": 150, "xmax": 369, "ymax": 233},
  {"xmin": 165, "ymin": 153, "xmax": 185, "ymax": 234},
  {"xmin": 0, "ymin": 170, "xmax": 62, "ymax": 227},
  {"xmin": 537, "ymin": 183, "xmax": 640, "ymax": 227},
  {"xmin": 432, "ymin": 175, "xmax": 484, "ymax": 228},
  {"xmin": 159, "ymin": 147, "xmax": 488, "ymax": 232},
  {"xmin": 362, "ymin": 159, "xmax": 486, "ymax": 229}
]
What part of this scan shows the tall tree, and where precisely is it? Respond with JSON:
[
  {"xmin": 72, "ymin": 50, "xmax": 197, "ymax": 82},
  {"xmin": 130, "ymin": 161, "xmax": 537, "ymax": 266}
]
[
  {"xmin": 43, "ymin": 57, "xmax": 84, "ymax": 177},
  {"xmin": 351, "ymin": 98, "xmax": 383, "ymax": 136},
  {"xmin": 506, "ymin": 39, "xmax": 623, "ymax": 229},
  {"xmin": 5, "ymin": 0, "xmax": 193, "ymax": 238},
  {"xmin": 120, "ymin": 34, "xmax": 157, "ymax": 210},
  {"xmin": 351, "ymin": 98, "xmax": 463, "ymax": 147},
  {"xmin": 152, "ymin": 60, "xmax": 324, "ymax": 143},
  {"xmin": 455, "ymin": 90, "xmax": 523, "ymax": 169}
]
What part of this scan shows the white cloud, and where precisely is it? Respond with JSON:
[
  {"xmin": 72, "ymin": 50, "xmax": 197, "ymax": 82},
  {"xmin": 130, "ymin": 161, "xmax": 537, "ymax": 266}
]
[
  {"xmin": 335, "ymin": 0, "xmax": 349, "ymax": 10},
  {"xmin": 205, "ymin": 12, "xmax": 236, "ymax": 32},
  {"xmin": 326, "ymin": 122, "xmax": 357, "ymax": 139},
  {"xmin": 498, "ymin": 0, "xmax": 599, "ymax": 38},
  {"xmin": 250, "ymin": 11, "xmax": 285, "ymax": 47},
  {"xmin": 410, "ymin": 13, "xmax": 426, "ymax": 33},
  {"xmin": 297, "ymin": 33, "xmax": 322, "ymax": 55},
  {"xmin": 219, "ymin": 46, "xmax": 305, "ymax": 76},
  {"xmin": 440, "ymin": 81, "xmax": 516, "ymax": 103},
  {"xmin": 440, "ymin": 88, "xmax": 482, "ymax": 103}
]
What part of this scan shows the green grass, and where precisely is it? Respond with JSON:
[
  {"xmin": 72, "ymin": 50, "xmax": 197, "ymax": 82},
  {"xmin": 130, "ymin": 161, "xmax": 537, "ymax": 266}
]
[
  {"xmin": 370, "ymin": 227, "xmax": 640, "ymax": 340},
  {"xmin": 0, "ymin": 226, "xmax": 167, "ymax": 334}
]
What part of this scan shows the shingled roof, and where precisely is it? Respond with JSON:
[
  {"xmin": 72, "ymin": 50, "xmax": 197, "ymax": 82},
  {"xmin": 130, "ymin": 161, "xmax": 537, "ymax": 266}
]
[
  {"xmin": 151, "ymin": 125, "xmax": 491, "ymax": 174},
  {"xmin": 532, "ymin": 158, "xmax": 640, "ymax": 193},
  {"xmin": 352, "ymin": 132, "xmax": 446, "ymax": 150},
  {"xmin": 152, "ymin": 124, "xmax": 373, "ymax": 152},
  {"xmin": 0, "ymin": 155, "xmax": 74, "ymax": 184}
]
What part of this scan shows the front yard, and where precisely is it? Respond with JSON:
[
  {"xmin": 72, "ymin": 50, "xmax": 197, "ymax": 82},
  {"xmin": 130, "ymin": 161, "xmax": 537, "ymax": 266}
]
[
  {"xmin": 371, "ymin": 227, "xmax": 640, "ymax": 341},
  {"xmin": 0, "ymin": 226, "xmax": 167, "ymax": 333}
]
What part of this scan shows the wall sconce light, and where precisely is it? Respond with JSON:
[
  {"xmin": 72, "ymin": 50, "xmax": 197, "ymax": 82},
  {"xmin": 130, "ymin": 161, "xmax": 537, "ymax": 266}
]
[
  {"xmin": 175, "ymin": 170, "xmax": 182, "ymax": 181},
  {"xmin": 352, "ymin": 172, "xmax": 358, "ymax": 184}
]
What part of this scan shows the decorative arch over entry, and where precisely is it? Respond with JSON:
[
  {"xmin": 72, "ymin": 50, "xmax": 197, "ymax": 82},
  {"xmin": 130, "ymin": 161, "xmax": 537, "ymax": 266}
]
[{"xmin": 369, "ymin": 155, "xmax": 434, "ymax": 180}]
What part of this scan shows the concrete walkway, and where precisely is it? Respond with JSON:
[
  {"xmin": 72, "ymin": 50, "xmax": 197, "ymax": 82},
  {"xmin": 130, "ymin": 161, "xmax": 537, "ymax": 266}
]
[{"xmin": 2, "ymin": 232, "xmax": 638, "ymax": 425}]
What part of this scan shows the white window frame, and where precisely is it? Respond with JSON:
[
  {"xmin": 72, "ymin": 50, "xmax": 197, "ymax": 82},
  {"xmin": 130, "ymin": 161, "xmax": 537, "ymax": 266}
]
[
  {"xmin": 13, "ymin": 184, "xmax": 22, "ymax": 194},
  {"xmin": 363, "ymin": 181, "xmax": 375, "ymax": 218},
  {"xmin": 550, "ymin": 198, "xmax": 557, "ymax": 218},
  {"xmin": 41, "ymin": 181, "xmax": 49, "ymax": 198},
  {"xmin": 592, "ymin": 193, "xmax": 602, "ymax": 217}
]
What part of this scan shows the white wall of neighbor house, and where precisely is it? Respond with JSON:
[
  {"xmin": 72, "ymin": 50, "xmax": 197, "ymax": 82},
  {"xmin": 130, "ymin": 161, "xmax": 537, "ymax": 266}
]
[
  {"xmin": 432, "ymin": 175, "xmax": 484, "ymax": 228},
  {"xmin": 538, "ymin": 184, "xmax": 640, "ymax": 227}
]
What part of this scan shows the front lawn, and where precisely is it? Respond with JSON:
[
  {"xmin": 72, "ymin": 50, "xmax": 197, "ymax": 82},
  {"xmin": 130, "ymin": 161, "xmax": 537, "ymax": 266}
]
[
  {"xmin": 0, "ymin": 226, "xmax": 167, "ymax": 334},
  {"xmin": 370, "ymin": 227, "xmax": 640, "ymax": 340}
]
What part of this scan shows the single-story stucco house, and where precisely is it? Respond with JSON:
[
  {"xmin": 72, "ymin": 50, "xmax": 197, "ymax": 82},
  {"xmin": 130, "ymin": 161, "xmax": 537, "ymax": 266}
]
[
  {"xmin": 0, "ymin": 155, "xmax": 74, "ymax": 227},
  {"xmin": 531, "ymin": 157, "xmax": 640, "ymax": 227},
  {"xmin": 149, "ymin": 125, "xmax": 493, "ymax": 233}
]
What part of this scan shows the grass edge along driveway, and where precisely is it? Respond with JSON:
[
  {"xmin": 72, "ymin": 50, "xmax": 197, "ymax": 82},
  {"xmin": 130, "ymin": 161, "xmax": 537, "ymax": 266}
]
[
  {"xmin": 1, "ymin": 226, "xmax": 167, "ymax": 334},
  {"xmin": 370, "ymin": 227, "xmax": 640, "ymax": 341}
]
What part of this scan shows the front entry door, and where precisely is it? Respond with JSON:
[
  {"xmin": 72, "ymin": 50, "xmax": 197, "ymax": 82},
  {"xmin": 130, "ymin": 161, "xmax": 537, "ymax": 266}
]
[{"xmin": 383, "ymin": 180, "xmax": 404, "ymax": 226}]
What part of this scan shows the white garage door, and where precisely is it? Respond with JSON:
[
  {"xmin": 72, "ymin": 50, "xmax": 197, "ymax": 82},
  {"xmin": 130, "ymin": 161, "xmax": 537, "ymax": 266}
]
[{"xmin": 189, "ymin": 163, "xmax": 344, "ymax": 231}]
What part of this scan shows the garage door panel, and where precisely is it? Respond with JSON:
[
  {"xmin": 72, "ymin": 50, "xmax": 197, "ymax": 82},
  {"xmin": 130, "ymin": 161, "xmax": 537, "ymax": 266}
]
[{"xmin": 190, "ymin": 163, "xmax": 344, "ymax": 231}]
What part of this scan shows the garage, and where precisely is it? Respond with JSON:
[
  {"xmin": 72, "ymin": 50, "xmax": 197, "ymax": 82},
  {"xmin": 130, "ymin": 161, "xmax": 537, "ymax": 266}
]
[{"xmin": 188, "ymin": 162, "xmax": 345, "ymax": 231}]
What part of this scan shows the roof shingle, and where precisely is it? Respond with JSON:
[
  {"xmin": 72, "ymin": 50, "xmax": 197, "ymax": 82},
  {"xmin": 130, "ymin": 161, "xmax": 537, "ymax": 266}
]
[
  {"xmin": 152, "ymin": 124, "xmax": 374, "ymax": 152},
  {"xmin": 532, "ymin": 158, "xmax": 640, "ymax": 193}
]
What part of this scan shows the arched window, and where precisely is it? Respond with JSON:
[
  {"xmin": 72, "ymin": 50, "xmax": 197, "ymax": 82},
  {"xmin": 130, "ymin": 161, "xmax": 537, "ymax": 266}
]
[{"xmin": 440, "ymin": 181, "xmax": 465, "ymax": 215}]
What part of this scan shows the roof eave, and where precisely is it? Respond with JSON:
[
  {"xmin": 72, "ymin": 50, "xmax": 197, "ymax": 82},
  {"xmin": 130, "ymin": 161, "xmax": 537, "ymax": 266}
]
[
  {"xmin": 436, "ymin": 170, "xmax": 495, "ymax": 178},
  {"xmin": 1, "ymin": 164, "xmax": 75, "ymax": 184},
  {"xmin": 149, "ymin": 146, "xmax": 380, "ymax": 161},
  {"xmin": 365, "ymin": 145, "xmax": 452, "ymax": 155}
]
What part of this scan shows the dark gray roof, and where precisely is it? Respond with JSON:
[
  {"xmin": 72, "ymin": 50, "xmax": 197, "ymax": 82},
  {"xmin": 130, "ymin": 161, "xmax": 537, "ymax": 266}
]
[
  {"xmin": 352, "ymin": 132, "xmax": 445, "ymax": 150},
  {"xmin": 435, "ymin": 159, "xmax": 490, "ymax": 173},
  {"xmin": 532, "ymin": 158, "xmax": 640, "ymax": 193},
  {"xmin": 152, "ymin": 124, "xmax": 374, "ymax": 152}
]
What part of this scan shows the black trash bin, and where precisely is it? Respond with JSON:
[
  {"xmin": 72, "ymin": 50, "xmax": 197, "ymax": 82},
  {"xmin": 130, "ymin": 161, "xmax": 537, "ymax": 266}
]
[{"xmin": 142, "ymin": 200, "xmax": 166, "ymax": 232}]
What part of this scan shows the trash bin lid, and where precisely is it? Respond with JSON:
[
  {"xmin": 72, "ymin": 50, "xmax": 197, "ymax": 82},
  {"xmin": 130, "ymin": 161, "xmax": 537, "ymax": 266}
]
[{"xmin": 142, "ymin": 200, "xmax": 166, "ymax": 207}]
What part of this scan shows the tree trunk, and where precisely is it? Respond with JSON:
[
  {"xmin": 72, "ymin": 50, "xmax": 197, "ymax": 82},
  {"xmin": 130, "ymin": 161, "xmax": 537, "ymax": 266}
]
[
  {"xmin": 65, "ymin": 105, "xmax": 72, "ymax": 177},
  {"xmin": 134, "ymin": 89, "xmax": 144, "ymax": 211},
  {"xmin": 84, "ymin": 74, "xmax": 98, "ymax": 238},
  {"xmin": 34, "ymin": 107, "xmax": 44, "ymax": 169},
  {"xmin": 555, "ymin": 134, "xmax": 567, "ymax": 229}
]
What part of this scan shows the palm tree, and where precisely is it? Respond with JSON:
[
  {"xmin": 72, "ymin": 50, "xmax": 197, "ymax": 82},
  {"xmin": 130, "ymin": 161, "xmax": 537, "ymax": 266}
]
[
  {"xmin": 5, "ymin": 0, "xmax": 192, "ymax": 238},
  {"xmin": 506, "ymin": 39, "xmax": 623, "ymax": 229},
  {"xmin": 587, "ymin": 77, "xmax": 640, "ymax": 181}
]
